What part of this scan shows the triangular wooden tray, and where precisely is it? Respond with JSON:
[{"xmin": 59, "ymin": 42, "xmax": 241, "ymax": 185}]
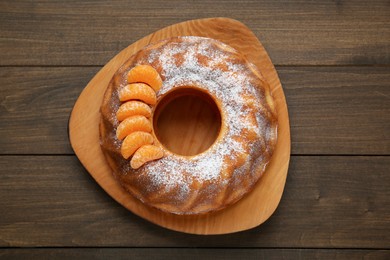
[{"xmin": 69, "ymin": 17, "xmax": 290, "ymax": 235}]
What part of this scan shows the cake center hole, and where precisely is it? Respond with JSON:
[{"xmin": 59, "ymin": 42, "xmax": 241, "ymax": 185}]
[{"xmin": 153, "ymin": 87, "xmax": 222, "ymax": 156}]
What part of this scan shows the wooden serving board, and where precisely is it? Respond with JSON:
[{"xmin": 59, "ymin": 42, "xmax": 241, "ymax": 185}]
[{"xmin": 69, "ymin": 18, "xmax": 290, "ymax": 235}]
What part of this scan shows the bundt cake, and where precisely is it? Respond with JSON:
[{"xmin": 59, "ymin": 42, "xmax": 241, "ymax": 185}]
[{"xmin": 100, "ymin": 36, "xmax": 278, "ymax": 215}]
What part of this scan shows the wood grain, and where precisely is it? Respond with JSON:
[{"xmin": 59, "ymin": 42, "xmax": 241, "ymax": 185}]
[
  {"xmin": 1, "ymin": 248, "xmax": 389, "ymax": 260},
  {"xmin": 282, "ymin": 66, "xmax": 390, "ymax": 155},
  {"xmin": 0, "ymin": 0, "xmax": 389, "ymax": 66},
  {"xmin": 0, "ymin": 156, "xmax": 389, "ymax": 247},
  {"xmin": 1, "ymin": 66, "xmax": 389, "ymax": 155},
  {"xmin": 154, "ymin": 89, "xmax": 222, "ymax": 156},
  {"xmin": 68, "ymin": 17, "xmax": 290, "ymax": 234}
]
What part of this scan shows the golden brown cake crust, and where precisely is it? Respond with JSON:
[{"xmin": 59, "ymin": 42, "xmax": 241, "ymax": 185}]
[{"xmin": 100, "ymin": 36, "xmax": 278, "ymax": 215}]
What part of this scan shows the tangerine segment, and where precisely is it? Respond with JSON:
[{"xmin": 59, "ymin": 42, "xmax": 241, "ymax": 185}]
[
  {"xmin": 116, "ymin": 101, "xmax": 152, "ymax": 121},
  {"xmin": 119, "ymin": 83, "xmax": 157, "ymax": 105},
  {"xmin": 127, "ymin": 65, "xmax": 163, "ymax": 92},
  {"xmin": 116, "ymin": 115, "xmax": 152, "ymax": 140},
  {"xmin": 130, "ymin": 144, "xmax": 164, "ymax": 169},
  {"xmin": 121, "ymin": 132, "xmax": 154, "ymax": 159}
]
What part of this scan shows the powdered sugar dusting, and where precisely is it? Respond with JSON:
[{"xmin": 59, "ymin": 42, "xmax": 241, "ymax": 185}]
[{"xmin": 136, "ymin": 37, "xmax": 268, "ymax": 198}]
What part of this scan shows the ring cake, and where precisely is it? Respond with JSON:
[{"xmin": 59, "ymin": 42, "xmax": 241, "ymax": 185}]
[{"xmin": 99, "ymin": 36, "xmax": 278, "ymax": 215}]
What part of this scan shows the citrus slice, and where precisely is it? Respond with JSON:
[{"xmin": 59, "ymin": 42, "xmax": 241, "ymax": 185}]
[
  {"xmin": 116, "ymin": 101, "xmax": 152, "ymax": 121},
  {"xmin": 130, "ymin": 144, "xmax": 164, "ymax": 169},
  {"xmin": 116, "ymin": 115, "xmax": 152, "ymax": 140},
  {"xmin": 119, "ymin": 83, "xmax": 157, "ymax": 105},
  {"xmin": 127, "ymin": 65, "xmax": 162, "ymax": 92},
  {"xmin": 121, "ymin": 132, "xmax": 154, "ymax": 159}
]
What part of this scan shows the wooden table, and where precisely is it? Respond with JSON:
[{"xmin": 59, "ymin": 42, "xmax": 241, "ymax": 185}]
[{"xmin": 1, "ymin": 1, "xmax": 389, "ymax": 259}]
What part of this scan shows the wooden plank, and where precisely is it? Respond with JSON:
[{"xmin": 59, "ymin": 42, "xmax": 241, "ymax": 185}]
[
  {"xmin": 1, "ymin": 66, "xmax": 389, "ymax": 155},
  {"xmin": 0, "ymin": 67, "xmax": 100, "ymax": 154},
  {"xmin": 281, "ymin": 66, "xmax": 390, "ymax": 155},
  {"xmin": 0, "ymin": 0, "xmax": 389, "ymax": 66},
  {"xmin": 0, "ymin": 248, "xmax": 389, "ymax": 260},
  {"xmin": 0, "ymin": 155, "xmax": 389, "ymax": 247}
]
